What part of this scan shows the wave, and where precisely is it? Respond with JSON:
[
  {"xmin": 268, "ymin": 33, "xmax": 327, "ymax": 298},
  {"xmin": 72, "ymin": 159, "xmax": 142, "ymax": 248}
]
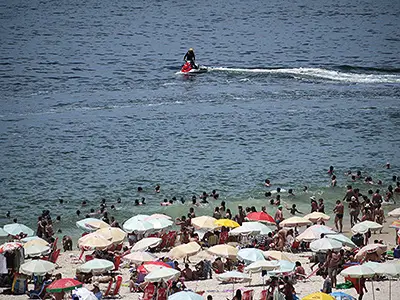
[{"xmin": 207, "ymin": 66, "xmax": 400, "ymax": 83}]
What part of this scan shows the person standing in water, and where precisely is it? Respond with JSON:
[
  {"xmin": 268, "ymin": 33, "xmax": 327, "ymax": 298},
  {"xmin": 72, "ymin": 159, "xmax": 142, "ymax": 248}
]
[{"xmin": 333, "ymin": 200, "xmax": 344, "ymax": 233}]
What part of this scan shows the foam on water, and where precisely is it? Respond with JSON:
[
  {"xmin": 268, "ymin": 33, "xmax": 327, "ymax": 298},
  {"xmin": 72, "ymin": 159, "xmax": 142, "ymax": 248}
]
[{"xmin": 208, "ymin": 67, "xmax": 400, "ymax": 83}]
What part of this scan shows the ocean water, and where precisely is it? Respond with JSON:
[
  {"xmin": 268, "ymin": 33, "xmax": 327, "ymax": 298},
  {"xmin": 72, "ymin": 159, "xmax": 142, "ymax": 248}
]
[{"xmin": 0, "ymin": 0, "xmax": 400, "ymax": 237}]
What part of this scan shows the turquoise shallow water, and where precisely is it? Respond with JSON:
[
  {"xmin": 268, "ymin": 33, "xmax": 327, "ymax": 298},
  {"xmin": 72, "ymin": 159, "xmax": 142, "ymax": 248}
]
[{"xmin": 0, "ymin": 0, "xmax": 399, "ymax": 238}]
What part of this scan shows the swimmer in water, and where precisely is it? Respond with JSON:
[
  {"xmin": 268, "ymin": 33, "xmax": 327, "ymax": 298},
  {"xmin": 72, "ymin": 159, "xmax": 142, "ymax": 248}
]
[
  {"xmin": 141, "ymin": 197, "xmax": 146, "ymax": 205},
  {"xmin": 288, "ymin": 189, "xmax": 295, "ymax": 196},
  {"xmin": 117, "ymin": 197, "xmax": 121, "ymax": 204},
  {"xmin": 161, "ymin": 199, "xmax": 169, "ymax": 206},
  {"xmin": 265, "ymin": 179, "xmax": 271, "ymax": 187},
  {"xmin": 211, "ymin": 190, "xmax": 219, "ymax": 200},
  {"xmin": 265, "ymin": 191, "xmax": 272, "ymax": 198},
  {"xmin": 356, "ymin": 170, "xmax": 362, "ymax": 178},
  {"xmin": 155, "ymin": 185, "xmax": 160, "ymax": 193},
  {"xmin": 331, "ymin": 175, "xmax": 337, "ymax": 187},
  {"xmin": 286, "ymin": 204, "xmax": 302, "ymax": 215},
  {"xmin": 328, "ymin": 165, "xmax": 334, "ymax": 175},
  {"xmin": 6, "ymin": 211, "xmax": 10, "ymax": 218},
  {"xmin": 82, "ymin": 200, "xmax": 87, "ymax": 207},
  {"xmin": 180, "ymin": 197, "xmax": 185, "ymax": 204},
  {"xmin": 303, "ymin": 186, "xmax": 308, "ymax": 192},
  {"xmin": 138, "ymin": 186, "xmax": 143, "ymax": 192}
]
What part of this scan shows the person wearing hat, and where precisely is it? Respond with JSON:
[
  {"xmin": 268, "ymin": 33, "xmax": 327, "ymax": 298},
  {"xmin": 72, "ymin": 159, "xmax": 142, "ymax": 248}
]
[
  {"xmin": 183, "ymin": 48, "xmax": 198, "ymax": 69},
  {"xmin": 92, "ymin": 282, "xmax": 102, "ymax": 300}
]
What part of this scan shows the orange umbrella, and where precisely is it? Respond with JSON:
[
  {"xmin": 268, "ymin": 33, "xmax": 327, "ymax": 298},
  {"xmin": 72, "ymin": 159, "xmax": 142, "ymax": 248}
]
[{"xmin": 246, "ymin": 212, "xmax": 275, "ymax": 224}]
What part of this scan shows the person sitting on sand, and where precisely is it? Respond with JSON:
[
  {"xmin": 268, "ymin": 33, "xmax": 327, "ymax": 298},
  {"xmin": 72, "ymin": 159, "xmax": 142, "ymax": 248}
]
[
  {"xmin": 181, "ymin": 263, "xmax": 194, "ymax": 281},
  {"xmin": 232, "ymin": 289, "xmax": 242, "ymax": 300},
  {"xmin": 294, "ymin": 261, "xmax": 305, "ymax": 279},
  {"xmin": 212, "ymin": 257, "xmax": 224, "ymax": 274},
  {"xmin": 62, "ymin": 235, "xmax": 73, "ymax": 251}
]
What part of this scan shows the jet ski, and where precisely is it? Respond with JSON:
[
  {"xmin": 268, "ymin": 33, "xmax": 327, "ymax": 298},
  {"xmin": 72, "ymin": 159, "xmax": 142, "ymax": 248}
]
[{"xmin": 178, "ymin": 61, "xmax": 208, "ymax": 74}]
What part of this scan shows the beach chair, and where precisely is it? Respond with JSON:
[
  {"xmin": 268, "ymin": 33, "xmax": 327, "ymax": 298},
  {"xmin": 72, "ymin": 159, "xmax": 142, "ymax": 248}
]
[
  {"xmin": 259, "ymin": 290, "xmax": 267, "ymax": 300},
  {"xmin": 155, "ymin": 286, "xmax": 167, "ymax": 300},
  {"xmin": 166, "ymin": 231, "xmax": 177, "ymax": 249},
  {"xmin": 242, "ymin": 289, "xmax": 254, "ymax": 300},
  {"xmin": 104, "ymin": 279, "xmax": 114, "ymax": 297},
  {"xmin": 112, "ymin": 275, "xmax": 122, "ymax": 297},
  {"xmin": 28, "ymin": 280, "xmax": 52, "ymax": 299},
  {"xmin": 52, "ymin": 237, "xmax": 58, "ymax": 251},
  {"xmin": 50, "ymin": 249, "xmax": 61, "ymax": 264},
  {"xmin": 113, "ymin": 255, "xmax": 121, "ymax": 271},
  {"xmin": 219, "ymin": 231, "xmax": 228, "ymax": 244},
  {"xmin": 157, "ymin": 233, "xmax": 169, "ymax": 251},
  {"xmin": 143, "ymin": 283, "xmax": 156, "ymax": 300}
]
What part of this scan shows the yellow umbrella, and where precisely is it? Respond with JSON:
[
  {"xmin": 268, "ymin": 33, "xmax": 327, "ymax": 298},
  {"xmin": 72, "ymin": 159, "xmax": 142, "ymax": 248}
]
[
  {"xmin": 215, "ymin": 219, "xmax": 240, "ymax": 228},
  {"xmin": 96, "ymin": 227, "xmax": 127, "ymax": 244},
  {"xmin": 207, "ymin": 244, "xmax": 238, "ymax": 259},
  {"xmin": 168, "ymin": 242, "xmax": 201, "ymax": 259},
  {"xmin": 191, "ymin": 216, "xmax": 217, "ymax": 230},
  {"xmin": 304, "ymin": 212, "xmax": 331, "ymax": 222},
  {"xmin": 302, "ymin": 292, "xmax": 335, "ymax": 300},
  {"xmin": 279, "ymin": 216, "xmax": 312, "ymax": 227},
  {"xmin": 78, "ymin": 233, "xmax": 113, "ymax": 250},
  {"xmin": 263, "ymin": 250, "xmax": 293, "ymax": 262}
]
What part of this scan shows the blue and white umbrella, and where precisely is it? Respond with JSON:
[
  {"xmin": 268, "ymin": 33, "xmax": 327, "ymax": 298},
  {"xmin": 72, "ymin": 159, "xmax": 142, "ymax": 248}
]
[
  {"xmin": 330, "ymin": 291, "xmax": 356, "ymax": 300},
  {"xmin": 237, "ymin": 248, "xmax": 265, "ymax": 265},
  {"xmin": 3, "ymin": 223, "xmax": 34, "ymax": 237},
  {"xmin": 168, "ymin": 291, "xmax": 204, "ymax": 300}
]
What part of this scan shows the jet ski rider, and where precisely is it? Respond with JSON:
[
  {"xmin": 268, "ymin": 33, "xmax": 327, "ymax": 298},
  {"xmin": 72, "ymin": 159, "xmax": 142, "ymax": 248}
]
[{"xmin": 184, "ymin": 48, "xmax": 198, "ymax": 69}]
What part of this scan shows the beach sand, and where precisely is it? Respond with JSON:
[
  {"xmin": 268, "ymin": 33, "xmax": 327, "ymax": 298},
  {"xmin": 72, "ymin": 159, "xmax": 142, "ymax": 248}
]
[{"xmin": 1, "ymin": 216, "xmax": 399, "ymax": 300}]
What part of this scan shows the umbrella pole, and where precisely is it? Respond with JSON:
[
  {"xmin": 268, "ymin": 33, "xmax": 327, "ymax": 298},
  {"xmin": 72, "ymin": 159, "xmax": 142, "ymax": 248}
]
[
  {"xmin": 371, "ymin": 280, "xmax": 375, "ymax": 300},
  {"xmin": 389, "ymin": 279, "xmax": 391, "ymax": 300}
]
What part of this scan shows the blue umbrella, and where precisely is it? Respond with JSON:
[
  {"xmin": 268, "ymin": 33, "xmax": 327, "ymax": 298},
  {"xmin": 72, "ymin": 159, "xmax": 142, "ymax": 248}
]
[
  {"xmin": 330, "ymin": 292, "xmax": 356, "ymax": 300},
  {"xmin": 4, "ymin": 223, "xmax": 34, "ymax": 237}
]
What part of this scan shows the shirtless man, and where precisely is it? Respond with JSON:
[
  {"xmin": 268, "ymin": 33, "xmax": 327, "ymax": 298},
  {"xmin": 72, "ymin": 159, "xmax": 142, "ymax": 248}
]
[
  {"xmin": 333, "ymin": 200, "xmax": 344, "ymax": 233},
  {"xmin": 274, "ymin": 205, "xmax": 284, "ymax": 227},
  {"xmin": 374, "ymin": 204, "xmax": 384, "ymax": 233},
  {"xmin": 343, "ymin": 185, "xmax": 355, "ymax": 202}
]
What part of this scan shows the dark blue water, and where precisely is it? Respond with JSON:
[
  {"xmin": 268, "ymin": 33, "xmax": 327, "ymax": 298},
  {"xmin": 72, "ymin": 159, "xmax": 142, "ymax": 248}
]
[{"xmin": 1, "ymin": 0, "xmax": 400, "ymax": 236}]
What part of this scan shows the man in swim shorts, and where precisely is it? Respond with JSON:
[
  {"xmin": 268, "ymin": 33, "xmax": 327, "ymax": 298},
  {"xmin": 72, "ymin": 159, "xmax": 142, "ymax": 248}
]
[{"xmin": 333, "ymin": 200, "xmax": 344, "ymax": 233}]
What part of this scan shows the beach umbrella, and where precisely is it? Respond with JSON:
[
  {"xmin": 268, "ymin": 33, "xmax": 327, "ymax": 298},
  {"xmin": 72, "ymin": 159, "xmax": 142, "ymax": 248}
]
[
  {"xmin": 191, "ymin": 216, "xmax": 218, "ymax": 230},
  {"xmin": 77, "ymin": 259, "xmax": 114, "ymax": 274},
  {"xmin": 3, "ymin": 223, "xmax": 34, "ymax": 237},
  {"xmin": 24, "ymin": 238, "xmax": 49, "ymax": 248},
  {"xmin": 124, "ymin": 251, "xmax": 157, "ymax": 264},
  {"xmin": 296, "ymin": 225, "xmax": 335, "ymax": 242},
  {"xmin": 138, "ymin": 261, "xmax": 172, "ymax": 273},
  {"xmin": 76, "ymin": 218, "xmax": 110, "ymax": 232},
  {"xmin": 20, "ymin": 260, "xmax": 56, "ymax": 276},
  {"xmin": 302, "ymin": 292, "xmax": 335, "ymax": 300},
  {"xmin": 354, "ymin": 243, "xmax": 387, "ymax": 260},
  {"xmin": 388, "ymin": 208, "xmax": 400, "ymax": 218},
  {"xmin": 0, "ymin": 242, "xmax": 23, "ymax": 254},
  {"xmin": 310, "ymin": 238, "xmax": 342, "ymax": 253},
  {"xmin": 131, "ymin": 237, "xmax": 162, "ymax": 251},
  {"xmin": 207, "ymin": 244, "xmax": 238, "ymax": 259},
  {"xmin": 229, "ymin": 222, "xmax": 272, "ymax": 236},
  {"xmin": 245, "ymin": 212, "xmax": 275, "ymax": 224},
  {"xmin": 168, "ymin": 242, "xmax": 201, "ymax": 259},
  {"xmin": 72, "ymin": 287, "xmax": 98, "ymax": 300},
  {"xmin": 340, "ymin": 265, "xmax": 375, "ymax": 278},
  {"xmin": 217, "ymin": 270, "xmax": 251, "ymax": 282},
  {"xmin": 24, "ymin": 244, "xmax": 51, "ymax": 258},
  {"xmin": 144, "ymin": 267, "xmax": 180, "ymax": 283},
  {"xmin": 147, "ymin": 218, "xmax": 173, "ymax": 230},
  {"xmin": 267, "ymin": 260, "xmax": 295, "ymax": 276},
  {"xmin": 145, "ymin": 214, "xmax": 172, "ymax": 220},
  {"xmin": 237, "ymin": 248, "xmax": 265, "ymax": 264},
  {"xmin": 279, "ymin": 216, "xmax": 312, "ymax": 227},
  {"xmin": 330, "ymin": 292, "xmax": 355, "ymax": 300},
  {"xmin": 47, "ymin": 278, "xmax": 83, "ymax": 293},
  {"xmin": 0, "ymin": 228, "xmax": 7, "ymax": 238},
  {"xmin": 263, "ymin": 250, "xmax": 293, "ymax": 262},
  {"xmin": 78, "ymin": 233, "xmax": 112, "ymax": 250},
  {"xmin": 351, "ymin": 221, "xmax": 382, "ymax": 234},
  {"xmin": 304, "ymin": 212, "xmax": 331, "ymax": 222},
  {"xmin": 168, "ymin": 291, "xmax": 204, "ymax": 300},
  {"xmin": 214, "ymin": 219, "xmax": 240, "ymax": 228},
  {"xmin": 244, "ymin": 260, "xmax": 280, "ymax": 273},
  {"xmin": 21, "ymin": 236, "xmax": 48, "ymax": 244},
  {"xmin": 96, "ymin": 227, "xmax": 126, "ymax": 244},
  {"xmin": 389, "ymin": 220, "xmax": 400, "ymax": 229},
  {"xmin": 371, "ymin": 261, "xmax": 400, "ymax": 300},
  {"xmin": 123, "ymin": 217, "xmax": 153, "ymax": 233},
  {"xmin": 324, "ymin": 233, "xmax": 357, "ymax": 248}
]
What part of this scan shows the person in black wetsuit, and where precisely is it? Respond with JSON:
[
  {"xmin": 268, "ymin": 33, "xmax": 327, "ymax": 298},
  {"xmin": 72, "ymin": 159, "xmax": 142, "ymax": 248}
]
[{"xmin": 183, "ymin": 48, "xmax": 198, "ymax": 69}]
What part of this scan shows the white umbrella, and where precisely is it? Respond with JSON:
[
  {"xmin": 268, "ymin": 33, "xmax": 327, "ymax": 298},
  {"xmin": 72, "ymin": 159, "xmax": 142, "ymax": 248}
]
[
  {"xmin": 20, "ymin": 260, "xmax": 56, "ymax": 276},
  {"xmin": 131, "ymin": 237, "xmax": 162, "ymax": 252},
  {"xmin": 267, "ymin": 260, "xmax": 296, "ymax": 276},
  {"xmin": 21, "ymin": 236, "xmax": 48, "ymax": 244},
  {"xmin": 123, "ymin": 217, "xmax": 153, "ymax": 233},
  {"xmin": 216, "ymin": 270, "xmax": 251, "ymax": 282},
  {"xmin": 3, "ymin": 223, "xmax": 34, "ymax": 237},
  {"xmin": 237, "ymin": 248, "xmax": 265, "ymax": 265},
  {"xmin": 279, "ymin": 217, "xmax": 312, "ymax": 227},
  {"xmin": 72, "ymin": 287, "xmax": 98, "ymax": 300},
  {"xmin": 78, "ymin": 233, "xmax": 112, "ymax": 250},
  {"xmin": 147, "ymin": 218, "xmax": 173, "ymax": 230},
  {"xmin": 296, "ymin": 225, "xmax": 335, "ymax": 242},
  {"xmin": 96, "ymin": 227, "xmax": 127, "ymax": 244},
  {"xmin": 340, "ymin": 264, "xmax": 376, "ymax": 300},
  {"xmin": 76, "ymin": 218, "xmax": 110, "ymax": 232},
  {"xmin": 168, "ymin": 242, "xmax": 201, "ymax": 259},
  {"xmin": 364, "ymin": 261, "xmax": 400, "ymax": 300},
  {"xmin": 304, "ymin": 212, "xmax": 331, "ymax": 222},
  {"xmin": 325, "ymin": 233, "xmax": 357, "ymax": 248},
  {"xmin": 351, "ymin": 221, "xmax": 383, "ymax": 234},
  {"xmin": 207, "ymin": 244, "xmax": 238, "ymax": 259},
  {"xmin": 0, "ymin": 228, "xmax": 8, "ymax": 238},
  {"xmin": 77, "ymin": 259, "xmax": 114, "ymax": 274},
  {"xmin": 230, "ymin": 222, "xmax": 272, "ymax": 236},
  {"xmin": 168, "ymin": 291, "xmax": 204, "ymax": 300},
  {"xmin": 244, "ymin": 260, "xmax": 280, "ymax": 273},
  {"xmin": 144, "ymin": 267, "xmax": 180, "ymax": 283},
  {"xmin": 124, "ymin": 251, "xmax": 157, "ymax": 264},
  {"xmin": 355, "ymin": 243, "xmax": 387, "ymax": 261},
  {"xmin": 310, "ymin": 238, "xmax": 342, "ymax": 253},
  {"xmin": 388, "ymin": 208, "xmax": 400, "ymax": 218},
  {"xmin": 191, "ymin": 216, "xmax": 218, "ymax": 230},
  {"xmin": 146, "ymin": 214, "xmax": 172, "ymax": 220},
  {"xmin": 24, "ymin": 244, "xmax": 51, "ymax": 258}
]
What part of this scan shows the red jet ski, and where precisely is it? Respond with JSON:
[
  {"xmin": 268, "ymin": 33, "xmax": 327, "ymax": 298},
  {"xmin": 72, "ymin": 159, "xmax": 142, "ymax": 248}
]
[{"xmin": 178, "ymin": 61, "xmax": 208, "ymax": 74}]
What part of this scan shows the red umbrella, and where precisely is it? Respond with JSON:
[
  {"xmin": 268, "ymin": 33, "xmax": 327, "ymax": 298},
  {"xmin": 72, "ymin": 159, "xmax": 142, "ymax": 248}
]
[
  {"xmin": 0, "ymin": 242, "xmax": 23, "ymax": 254},
  {"xmin": 246, "ymin": 212, "xmax": 275, "ymax": 224},
  {"xmin": 47, "ymin": 278, "xmax": 83, "ymax": 293},
  {"xmin": 138, "ymin": 261, "xmax": 172, "ymax": 274}
]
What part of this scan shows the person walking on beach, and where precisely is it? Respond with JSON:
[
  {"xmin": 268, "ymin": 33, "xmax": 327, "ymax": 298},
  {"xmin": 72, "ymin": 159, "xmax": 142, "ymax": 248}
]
[
  {"xmin": 325, "ymin": 250, "xmax": 341, "ymax": 288},
  {"xmin": 333, "ymin": 200, "xmax": 344, "ymax": 233}
]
